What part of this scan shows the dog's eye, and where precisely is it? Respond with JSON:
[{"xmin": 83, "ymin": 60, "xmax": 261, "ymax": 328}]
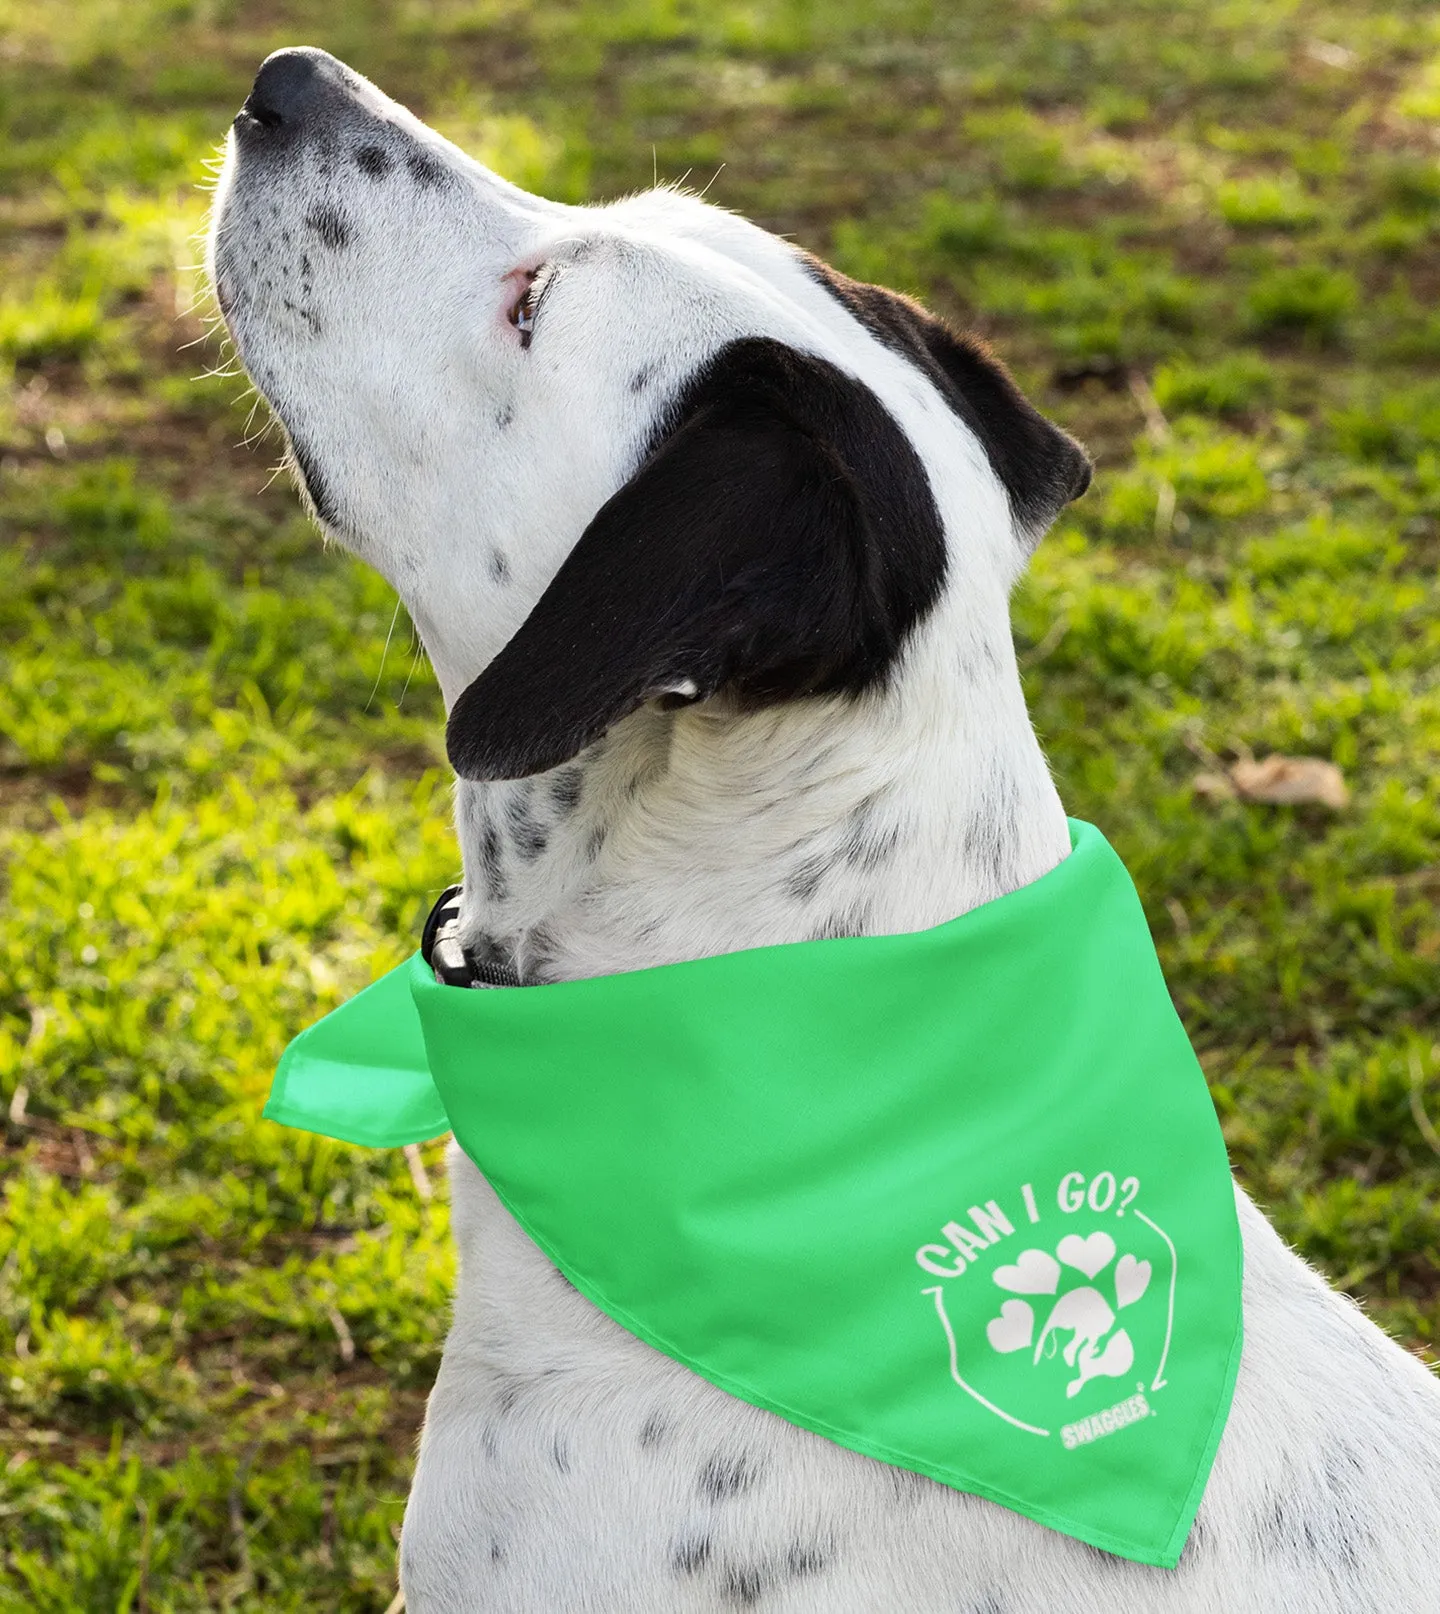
[
  {"xmin": 512, "ymin": 288, "xmax": 536, "ymax": 345},
  {"xmin": 509, "ymin": 269, "xmax": 551, "ymax": 350}
]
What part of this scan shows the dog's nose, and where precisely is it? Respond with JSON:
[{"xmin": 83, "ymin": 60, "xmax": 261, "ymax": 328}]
[{"xmin": 239, "ymin": 47, "xmax": 335, "ymax": 132}]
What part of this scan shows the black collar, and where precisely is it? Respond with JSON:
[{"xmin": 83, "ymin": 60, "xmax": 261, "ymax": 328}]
[{"xmin": 421, "ymin": 885, "xmax": 523, "ymax": 989}]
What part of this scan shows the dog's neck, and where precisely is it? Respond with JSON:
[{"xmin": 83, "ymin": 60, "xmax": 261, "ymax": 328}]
[{"xmin": 450, "ymin": 593, "xmax": 1071, "ymax": 983}]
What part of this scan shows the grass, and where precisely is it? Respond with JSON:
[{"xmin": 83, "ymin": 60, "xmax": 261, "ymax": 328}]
[{"xmin": 2, "ymin": 0, "xmax": 1439, "ymax": 1605}]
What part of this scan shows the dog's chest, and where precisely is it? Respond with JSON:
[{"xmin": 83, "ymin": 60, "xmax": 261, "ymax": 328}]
[
  {"xmin": 407, "ymin": 1150, "xmax": 899, "ymax": 1609},
  {"xmin": 404, "ymin": 1154, "xmax": 1440, "ymax": 1614}
]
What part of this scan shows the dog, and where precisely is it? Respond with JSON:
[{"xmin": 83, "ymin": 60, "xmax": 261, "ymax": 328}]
[{"xmin": 208, "ymin": 48, "xmax": 1440, "ymax": 1613}]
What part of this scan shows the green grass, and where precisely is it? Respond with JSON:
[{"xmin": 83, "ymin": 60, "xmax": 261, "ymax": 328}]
[{"xmin": 3, "ymin": 0, "xmax": 1439, "ymax": 1605}]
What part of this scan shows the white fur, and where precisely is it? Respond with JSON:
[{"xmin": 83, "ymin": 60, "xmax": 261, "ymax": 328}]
[{"xmin": 210, "ymin": 54, "xmax": 1440, "ymax": 1612}]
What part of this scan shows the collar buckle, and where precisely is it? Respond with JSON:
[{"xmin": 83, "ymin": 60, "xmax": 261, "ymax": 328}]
[
  {"xmin": 420, "ymin": 885, "xmax": 524, "ymax": 989},
  {"xmin": 421, "ymin": 885, "xmax": 472, "ymax": 986}
]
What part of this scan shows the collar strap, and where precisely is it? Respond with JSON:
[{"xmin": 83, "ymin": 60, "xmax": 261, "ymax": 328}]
[{"xmin": 420, "ymin": 885, "xmax": 523, "ymax": 990}]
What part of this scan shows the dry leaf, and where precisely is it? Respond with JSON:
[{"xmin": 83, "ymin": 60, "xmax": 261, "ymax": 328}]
[
  {"xmin": 1231, "ymin": 754, "xmax": 1348, "ymax": 808},
  {"xmin": 1197, "ymin": 753, "xmax": 1348, "ymax": 810}
]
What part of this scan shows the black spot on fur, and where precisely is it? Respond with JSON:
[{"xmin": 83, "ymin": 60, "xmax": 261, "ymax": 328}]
[
  {"xmin": 479, "ymin": 817, "xmax": 507, "ymax": 902},
  {"xmin": 489, "ymin": 549, "xmax": 510, "ymax": 584},
  {"xmin": 698, "ymin": 1453, "xmax": 758, "ymax": 1503},
  {"xmin": 407, "ymin": 150, "xmax": 445, "ymax": 187},
  {"xmin": 639, "ymin": 1411, "xmax": 670, "ymax": 1449},
  {"xmin": 516, "ymin": 822, "xmax": 547, "ymax": 862},
  {"xmin": 962, "ymin": 808, "xmax": 1016, "ymax": 897},
  {"xmin": 1260, "ymin": 1480, "xmax": 1366, "ymax": 1572},
  {"xmin": 630, "ymin": 364, "xmax": 658, "ymax": 393},
  {"xmin": 446, "ymin": 338, "xmax": 949, "ymax": 781},
  {"xmin": 969, "ymin": 1596, "xmax": 1007, "ymax": 1614},
  {"xmin": 304, "ymin": 203, "xmax": 352, "ymax": 250},
  {"xmin": 281, "ymin": 297, "xmax": 322, "ymax": 337},
  {"xmin": 490, "ymin": 1537, "xmax": 504, "ymax": 1564},
  {"xmin": 550, "ymin": 1435, "xmax": 571, "ymax": 1474},
  {"xmin": 495, "ymin": 404, "xmax": 514, "ymax": 431},
  {"xmin": 675, "ymin": 1537, "xmax": 830, "ymax": 1604},
  {"xmin": 551, "ymin": 767, "xmax": 584, "ymax": 816},
  {"xmin": 494, "ymin": 1378, "xmax": 522, "ymax": 1416},
  {"xmin": 786, "ymin": 856, "xmax": 828, "ymax": 904},
  {"xmin": 787, "ymin": 1542, "xmax": 829, "ymax": 1577},
  {"xmin": 801, "ymin": 253, "xmax": 1091, "ymax": 540},
  {"xmin": 842, "ymin": 794, "xmax": 900, "ymax": 871},
  {"xmin": 671, "ymin": 1535, "xmax": 712, "ymax": 1575},
  {"xmin": 586, "ymin": 822, "xmax": 609, "ymax": 862},
  {"xmin": 812, "ymin": 904, "xmax": 870, "ymax": 941},
  {"xmin": 724, "ymin": 1564, "xmax": 769, "ymax": 1606},
  {"xmin": 355, "ymin": 143, "xmax": 392, "ymax": 178},
  {"xmin": 504, "ymin": 784, "xmax": 548, "ymax": 861}
]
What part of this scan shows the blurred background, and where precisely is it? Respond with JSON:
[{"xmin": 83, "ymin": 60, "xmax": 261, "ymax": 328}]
[{"xmin": 3, "ymin": 0, "xmax": 1439, "ymax": 1606}]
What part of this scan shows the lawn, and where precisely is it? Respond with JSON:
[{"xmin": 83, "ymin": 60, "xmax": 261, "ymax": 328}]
[{"xmin": 2, "ymin": 0, "xmax": 1439, "ymax": 1606}]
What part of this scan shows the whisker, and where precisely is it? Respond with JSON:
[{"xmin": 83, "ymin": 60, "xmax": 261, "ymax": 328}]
[
  {"xmin": 366, "ymin": 599, "xmax": 403, "ymax": 714},
  {"xmin": 398, "ymin": 629, "xmax": 427, "ymax": 709}
]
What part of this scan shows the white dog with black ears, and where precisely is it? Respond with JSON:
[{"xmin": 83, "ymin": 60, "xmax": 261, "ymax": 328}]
[{"xmin": 208, "ymin": 47, "xmax": 1440, "ymax": 1613}]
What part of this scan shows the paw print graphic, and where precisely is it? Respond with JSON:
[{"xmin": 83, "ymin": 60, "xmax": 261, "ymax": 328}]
[{"xmin": 984, "ymin": 1232, "xmax": 1152, "ymax": 1399}]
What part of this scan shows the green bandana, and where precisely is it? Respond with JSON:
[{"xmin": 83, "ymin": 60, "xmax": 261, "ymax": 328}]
[{"xmin": 266, "ymin": 819, "xmax": 1242, "ymax": 1567}]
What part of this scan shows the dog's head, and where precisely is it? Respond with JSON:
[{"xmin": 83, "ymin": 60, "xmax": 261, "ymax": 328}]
[{"xmin": 209, "ymin": 48, "xmax": 1089, "ymax": 784}]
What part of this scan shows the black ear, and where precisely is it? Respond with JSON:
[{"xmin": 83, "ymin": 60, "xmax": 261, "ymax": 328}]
[
  {"xmin": 446, "ymin": 338, "xmax": 947, "ymax": 782},
  {"xmin": 802, "ymin": 257, "xmax": 1092, "ymax": 540}
]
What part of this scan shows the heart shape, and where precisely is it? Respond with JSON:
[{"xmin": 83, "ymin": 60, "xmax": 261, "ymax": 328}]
[
  {"xmin": 993, "ymin": 1248, "xmax": 1061, "ymax": 1296},
  {"xmin": 1056, "ymin": 1231, "xmax": 1115, "ymax": 1280},
  {"xmin": 1114, "ymin": 1253, "xmax": 1152, "ymax": 1309},
  {"xmin": 986, "ymin": 1299, "xmax": 1035, "ymax": 1354}
]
